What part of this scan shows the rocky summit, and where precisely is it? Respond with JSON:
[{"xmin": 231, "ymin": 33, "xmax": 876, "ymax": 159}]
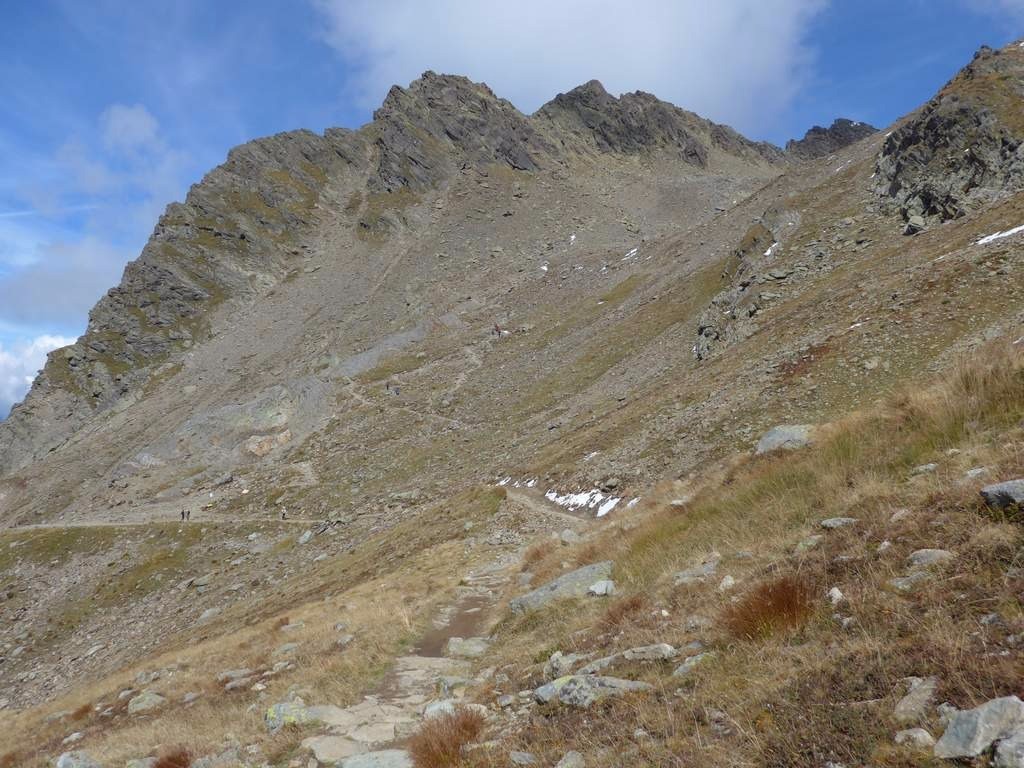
[{"xmin": 3, "ymin": 39, "xmax": 1024, "ymax": 768}]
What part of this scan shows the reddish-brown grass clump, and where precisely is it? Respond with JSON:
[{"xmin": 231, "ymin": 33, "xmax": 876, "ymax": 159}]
[
  {"xmin": 409, "ymin": 707, "xmax": 485, "ymax": 768},
  {"xmin": 70, "ymin": 701, "xmax": 93, "ymax": 722},
  {"xmin": 154, "ymin": 747, "xmax": 192, "ymax": 768},
  {"xmin": 723, "ymin": 574, "xmax": 815, "ymax": 640},
  {"xmin": 599, "ymin": 593, "xmax": 649, "ymax": 631}
]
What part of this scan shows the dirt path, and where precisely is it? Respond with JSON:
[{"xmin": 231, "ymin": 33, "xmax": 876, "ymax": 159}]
[{"xmin": 504, "ymin": 486, "xmax": 595, "ymax": 526}]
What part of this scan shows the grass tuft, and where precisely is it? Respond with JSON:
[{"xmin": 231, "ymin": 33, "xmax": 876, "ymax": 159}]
[
  {"xmin": 722, "ymin": 574, "xmax": 815, "ymax": 640},
  {"xmin": 409, "ymin": 708, "xmax": 486, "ymax": 768},
  {"xmin": 153, "ymin": 747, "xmax": 192, "ymax": 768}
]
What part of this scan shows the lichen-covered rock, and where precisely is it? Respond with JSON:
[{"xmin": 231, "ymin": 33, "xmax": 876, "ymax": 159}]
[
  {"xmin": 264, "ymin": 700, "xmax": 311, "ymax": 732},
  {"xmin": 534, "ymin": 675, "xmax": 652, "ymax": 707},
  {"xmin": 509, "ymin": 562, "xmax": 613, "ymax": 613}
]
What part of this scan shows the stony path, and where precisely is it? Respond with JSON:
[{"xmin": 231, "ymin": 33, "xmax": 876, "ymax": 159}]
[{"xmin": 296, "ymin": 552, "xmax": 521, "ymax": 765}]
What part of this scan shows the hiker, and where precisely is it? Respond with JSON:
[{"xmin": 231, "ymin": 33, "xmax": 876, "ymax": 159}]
[
  {"xmin": 280, "ymin": 508, "xmax": 287, "ymax": 521},
  {"xmin": 180, "ymin": 509, "xmax": 185, "ymax": 521},
  {"xmin": 186, "ymin": 509, "xmax": 191, "ymax": 521}
]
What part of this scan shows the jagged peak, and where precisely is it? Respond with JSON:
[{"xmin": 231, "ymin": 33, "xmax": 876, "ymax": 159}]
[{"xmin": 785, "ymin": 118, "xmax": 877, "ymax": 160}]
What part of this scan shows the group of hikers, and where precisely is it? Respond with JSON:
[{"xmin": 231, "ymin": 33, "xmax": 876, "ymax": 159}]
[{"xmin": 179, "ymin": 508, "xmax": 191, "ymax": 521}]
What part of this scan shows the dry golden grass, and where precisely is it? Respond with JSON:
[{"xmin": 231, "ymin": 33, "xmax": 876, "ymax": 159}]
[
  {"xmin": 409, "ymin": 708, "xmax": 486, "ymax": 768},
  {"xmin": 470, "ymin": 339, "xmax": 1024, "ymax": 767}
]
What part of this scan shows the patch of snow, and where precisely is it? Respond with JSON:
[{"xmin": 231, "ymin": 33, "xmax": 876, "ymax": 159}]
[
  {"xmin": 975, "ymin": 223, "xmax": 1024, "ymax": 245},
  {"xmin": 526, "ymin": 478, "xmax": 537, "ymax": 488},
  {"xmin": 540, "ymin": 263, "xmax": 549, "ymax": 272},
  {"xmin": 622, "ymin": 247, "xmax": 639, "ymax": 260},
  {"xmin": 569, "ymin": 234, "xmax": 576, "ymax": 245},
  {"xmin": 583, "ymin": 451, "xmax": 599, "ymax": 461},
  {"xmin": 544, "ymin": 487, "xmax": 621, "ymax": 517},
  {"xmin": 884, "ymin": 131, "xmax": 893, "ymax": 138},
  {"xmin": 763, "ymin": 242, "xmax": 778, "ymax": 257},
  {"xmin": 626, "ymin": 497, "xmax": 640, "ymax": 508},
  {"xmin": 498, "ymin": 477, "xmax": 511, "ymax": 486}
]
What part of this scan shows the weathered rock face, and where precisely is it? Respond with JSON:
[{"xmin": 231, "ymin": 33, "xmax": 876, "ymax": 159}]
[
  {"xmin": 786, "ymin": 118, "xmax": 877, "ymax": 160},
  {"xmin": 874, "ymin": 43, "xmax": 1024, "ymax": 224},
  {"xmin": 536, "ymin": 80, "xmax": 783, "ymax": 166}
]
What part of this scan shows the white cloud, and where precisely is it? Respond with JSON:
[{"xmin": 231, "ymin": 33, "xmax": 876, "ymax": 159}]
[
  {"xmin": 101, "ymin": 103, "xmax": 161, "ymax": 152},
  {"xmin": 311, "ymin": 0, "xmax": 827, "ymax": 136},
  {"xmin": 0, "ymin": 334, "xmax": 76, "ymax": 417}
]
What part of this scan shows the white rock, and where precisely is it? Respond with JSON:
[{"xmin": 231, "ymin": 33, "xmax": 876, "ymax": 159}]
[
  {"xmin": 587, "ymin": 579, "xmax": 615, "ymax": 596},
  {"xmin": 828, "ymin": 587, "xmax": 845, "ymax": 605},
  {"xmin": 895, "ymin": 728, "xmax": 935, "ymax": 749}
]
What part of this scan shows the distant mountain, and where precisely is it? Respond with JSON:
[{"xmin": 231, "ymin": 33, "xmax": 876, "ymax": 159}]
[{"xmin": 785, "ymin": 117, "xmax": 877, "ymax": 159}]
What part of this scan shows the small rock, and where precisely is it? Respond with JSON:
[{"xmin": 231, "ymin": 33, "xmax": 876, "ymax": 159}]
[
  {"xmin": 445, "ymin": 636, "xmax": 490, "ymax": 659},
  {"xmin": 510, "ymin": 751, "xmax": 536, "ymax": 766},
  {"xmin": 217, "ymin": 668, "xmax": 255, "ymax": 684},
  {"xmin": 555, "ymin": 751, "xmax": 585, "ymax": 768},
  {"xmin": 717, "ymin": 575, "xmax": 736, "ymax": 592},
  {"xmin": 888, "ymin": 572, "xmax": 933, "ymax": 592},
  {"xmin": 298, "ymin": 530, "xmax": 313, "ymax": 545},
  {"xmin": 911, "ymin": 463, "xmax": 939, "ymax": 476},
  {"xmin": 587, "ymin": 580, "xmax": 615, "ymax": 596},
  {"xmin": 62, "ymin": 732, "xmax": 84, "ymax": 745},
  {"xmin": 981, "ymin": 480, "xmax": 1024, "ymax": 510},
  {"xmin": 335, "ymin": 634, "xmax": 355, "ymax": 649},
  {"xmin": 908, "ymin": 549, "xmax": 955, "ymax": 567},
  {"xmin": 821, "ymin": 517, "xmax": 857, "ymax": 529},
  {"xmin": 265, "ymin": 701, "xmax": 311, "ymax": 733},
  {"xmin": 673, "ymin": 554, "xmax": 720, "ymax": 586},
  {"xmin": 55, "ymin": 754, "xmax": 101, "ymax": 768},
  {"xmin": 672, "ymin": 652, "xmax": 714, "ymax": 678},
  {"xmin": 895, "ymin": 728, "xmax": 935, "ymax": 749},
  {"xmin": 127, "ymin": 690, "xmax": 166, "ymax": 715},
  {"xmin": 622, "ymin": 643, "xmax": 677, "ymax": 661},
  {"xmin": 904, "ymin": 214, "xmax": 926, "ymax": 235},
  {"xmin": 895, "ymin": 676, "xmax": 938, "ymax": 724},
  {"xmin": 559, "ymin": 529, "xmax": 581, "ymax": 546},
  {"xmin": 755, "ymin": 424, "xmax": 815, "ymax": 454},
  {"xmin": 198, "ymin": 607, "xmax": 220, "ymax": 623},
  {"xmin": 339, "ymin": 751, "xmax": 413, "ymax": 768},
  {"xmin": 497, "ymin": 694, "xmax": 515, "ymax": 708},
  {"xmin": 828, "ymin": 587, "xmax": 845, "ymax": 606}
]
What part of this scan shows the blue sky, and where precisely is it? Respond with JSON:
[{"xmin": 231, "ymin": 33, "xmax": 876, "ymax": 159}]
[{"xmin": 0, "ymin": 0, "xmax": 1021, "ymax": 416}]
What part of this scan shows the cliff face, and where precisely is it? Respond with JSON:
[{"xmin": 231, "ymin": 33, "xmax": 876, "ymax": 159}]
[{"xmin": 874, "ymin": 44, "xmax": 1024, "ymax": 223}]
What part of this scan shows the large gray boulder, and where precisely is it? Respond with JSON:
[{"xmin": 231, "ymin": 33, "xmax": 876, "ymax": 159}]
[
  {"xmin": 755, "ymin": 425, "xmax": 814, "ymax": 455},
  {"xmin": 980, "ymin": 480, "xmax": 1024, "ymax": 510},
  {"xmin": 534, "ymin": 674, "xmax": 652, "ymax": 708},
  {"xmin": 934, "ymin": 696, "xmax": 1024, "ymax": 758},
  {"xmin": 510, "ymin": 562, "xmax": 613, "ymax": 614}
]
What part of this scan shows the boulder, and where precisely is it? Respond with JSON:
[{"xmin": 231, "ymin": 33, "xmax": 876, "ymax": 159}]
[
  {"xmin": 127, "ymin": 690, "xmax": 166, "ymax": 715},
  {"xmin": 509, "ymin": 562, "xmax": 613, "ymax": 613},
  {"xmin": 981, "ymin": 480, "xmax": 1024, "ymax": 510},
  {"xmin": 534, "ymin": 675, "xmax": 652, "ymax": 708},
  {"xmin": 903, "ymin": 215, "xmax": 926, "ymax": 235},
  {"xmin": 755, "ymin": 425, "xmax": 814, "ymax": 455},
  {"xmin": 510, "ymin": 752, "xmax": 537, "ymax": 766},
  {"xmin": 934, "ymin": 696, "xmax": 1024, "ymax": 758},
  {"xmin": 339, "ymin": 750, "xmax": 413, "ymax": 768},
  {"xmin": 622, "ymin": 643, "xmax": 678, "ymax": 661}
]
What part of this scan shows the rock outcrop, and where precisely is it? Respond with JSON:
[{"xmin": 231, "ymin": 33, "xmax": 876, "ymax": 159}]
[
  {"xmin": 874, "ymin": 43, "xmax": 1024, "ymax": 225},
  {"xmin": 786, "ymin": 118, "xmax": 877, "ymax": 160}
]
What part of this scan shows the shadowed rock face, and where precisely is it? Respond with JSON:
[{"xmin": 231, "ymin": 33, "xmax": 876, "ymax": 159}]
[
  {"xmin": 785, "ymin": 118, "xmax": 877, "ymax": 160},
  {"xmin": 874, "ymin": 44, "xmax": 1024, "ymax": 223}
]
